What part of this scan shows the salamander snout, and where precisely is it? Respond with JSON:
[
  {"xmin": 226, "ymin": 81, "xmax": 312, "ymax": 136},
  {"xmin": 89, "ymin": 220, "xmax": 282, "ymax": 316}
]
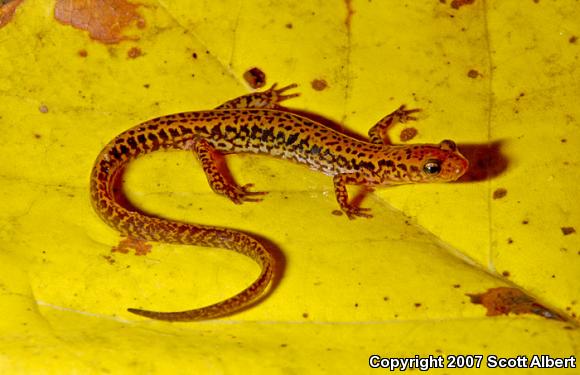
[{"xmin": 436, "ymin": 140, "xmax": 469, "ymax": 181}]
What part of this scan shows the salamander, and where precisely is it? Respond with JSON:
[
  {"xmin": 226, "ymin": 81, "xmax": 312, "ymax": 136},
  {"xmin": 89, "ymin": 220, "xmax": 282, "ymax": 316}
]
[{"xmin": 90, "ymin": 84, "xmax": 469, "ymax": 321}]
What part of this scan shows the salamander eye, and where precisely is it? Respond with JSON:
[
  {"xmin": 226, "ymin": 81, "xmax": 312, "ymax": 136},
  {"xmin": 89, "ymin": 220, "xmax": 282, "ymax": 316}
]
[{"xmin": 423, "ymin": 159, "xmax": 441, "ymax": 175}]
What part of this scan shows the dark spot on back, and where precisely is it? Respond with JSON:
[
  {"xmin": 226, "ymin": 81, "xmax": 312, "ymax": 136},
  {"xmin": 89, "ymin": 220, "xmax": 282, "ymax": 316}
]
[
  {"xmin": 179, "ymin": 125, "xmax": 193, "ymax": 135},
  {"xmin": 158, "ymin": 129, "xmax": 169, "ymax": 140},
  {"xmin": 397, "ymin": 163, "xmax": 407, "ymax": 171},
  {"xmin": 127, "ymin": 137, "xmax": 137, "ymax": 149},
  {"xmin": 286, "ymin": 133, "xmax": 298, "ymax": 145},
  {"xmin": 358, "ymin": 161, "xmax": 374, "ymax": 170}
]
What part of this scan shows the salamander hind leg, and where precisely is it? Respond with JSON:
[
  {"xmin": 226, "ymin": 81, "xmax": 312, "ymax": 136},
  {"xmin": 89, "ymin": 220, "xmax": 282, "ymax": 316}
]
[
  {"xmin": 190, "ymin": 137, "xmax": 267, "ymax": 204},
  {"xmin": 216, "ymin": 83, "xmax": 300, "ymax": 110},
  {"xmin": 333, "ymin": 173, "xmax": 373, "ymax": 219},
  {"xmin": 368, "ymin": 105, "xmax": 421, "ymax": 144}
]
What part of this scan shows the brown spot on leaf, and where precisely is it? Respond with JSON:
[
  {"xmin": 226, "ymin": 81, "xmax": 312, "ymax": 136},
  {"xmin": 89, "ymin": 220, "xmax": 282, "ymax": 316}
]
[
  {"xmin": 127, "ymin": 46, "xmax": 142, "ymax": 58},
  {"xmin": 311, "ymin": 79, "xmax": 328, "ymax": 91},
  {"xmin": 78, "ymin": 49, "xmax": 88, "ymax": 57},
  {"xmin": 451, "ymin": 0, "xmax": 475, "ymax": 9},
  {"xmin": 399, "ymin": 127, "xmax": 418, "ymax": 142},
  {"xmin": 54, "ymin": 0, "xmax": 145, "ymax": 44},
  {"xmin": 561, "ymin": 227, "xmax": 576, "ymax": 235},
  {"xmin": 0, "ymin": 0, "xmax": 24, "ymax": 29},
  {"xmin": 112, "ymin": 237, "xmax": 152, "ymax": 256},
  {"xmin": 467, "ymin": 287, "xmax": 565, "ymax": 320},
  {"xmin": 467, "ymin": 69, "xmax": 480, "ymax": 78},
  {"xmin": 243, "ymin": 67, "xmax": 266, "ymax": 89},
  {"xmin": 492, "ymin": 188, "xmax": 507, "ymax": 199}
]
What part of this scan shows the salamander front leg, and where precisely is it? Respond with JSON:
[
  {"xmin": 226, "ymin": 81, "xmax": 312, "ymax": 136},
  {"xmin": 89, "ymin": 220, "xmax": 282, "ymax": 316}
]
[
  {"xmin": 333, "ymin": 173, "xmax": 373, "ymax": 219},
  {"xmin": 189, "ymin": 137, "xmax": 267, "ymax": 204},
  {"xmin": 215, "ymin": 83, "xmax": 300, "ymax": 110},
  {"xmin": 368, "ymin": 105, "xmax": 421, "ymax": 145}
]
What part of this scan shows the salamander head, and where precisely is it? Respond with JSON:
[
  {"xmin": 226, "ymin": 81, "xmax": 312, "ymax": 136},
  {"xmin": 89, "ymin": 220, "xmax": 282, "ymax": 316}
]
[
  {"xmin": 380, "ymin": 140, "xmax": 469, "ymax": 184},
  {"xmin": 411, "ymin": 140, "xmax": 469, "ymax": 182}
]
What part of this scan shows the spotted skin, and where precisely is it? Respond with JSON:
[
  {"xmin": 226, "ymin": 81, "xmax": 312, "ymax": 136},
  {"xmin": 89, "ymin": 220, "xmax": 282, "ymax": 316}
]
[{"xmin": 90, "ymin": 84, "xmax": 469, "ymax": 321}]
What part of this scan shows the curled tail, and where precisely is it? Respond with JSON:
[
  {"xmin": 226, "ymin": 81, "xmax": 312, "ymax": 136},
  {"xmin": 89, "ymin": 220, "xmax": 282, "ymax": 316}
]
[
  {"xmin": 90, "ymin": 148, "xmax": 275, "ymax": 322},
  {"xmin": 125, "ymin": 221, "xmax": 274, "ymax": 322}
]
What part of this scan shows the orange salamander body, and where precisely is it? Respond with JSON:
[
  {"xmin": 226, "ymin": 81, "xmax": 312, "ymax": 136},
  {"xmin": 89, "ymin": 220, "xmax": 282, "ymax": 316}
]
[{"xmin": 90, "ymin": 84, "xmax": 469, "ymax": 321}]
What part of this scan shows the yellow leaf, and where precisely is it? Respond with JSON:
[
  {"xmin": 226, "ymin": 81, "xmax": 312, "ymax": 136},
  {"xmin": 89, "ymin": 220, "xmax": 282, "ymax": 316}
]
[{"xmin": 0, "ymin": 0, "xmax": 578, "ymax": 373}]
